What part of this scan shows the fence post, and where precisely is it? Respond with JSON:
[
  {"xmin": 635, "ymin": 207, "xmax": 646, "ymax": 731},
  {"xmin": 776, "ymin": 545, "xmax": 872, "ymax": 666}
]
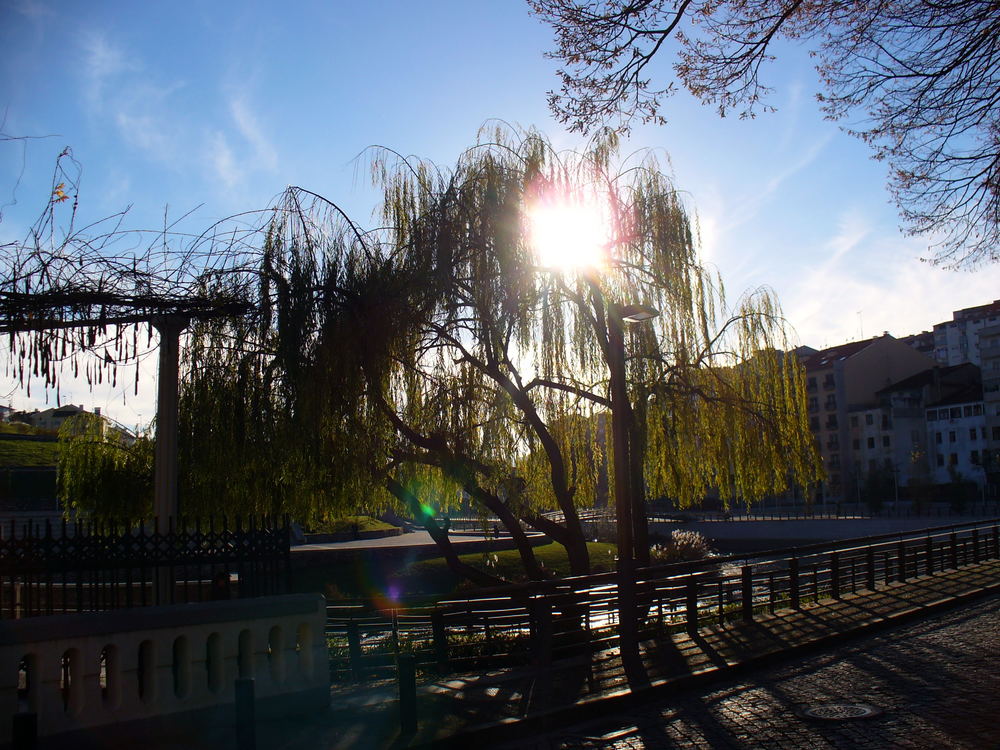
[
  {"xmin": 866, "ymin": 546, "xmax": 876, "ymax": 591},
  {"xmin": 789, "ymin": 556, "xmax": 800, "ymax": 610},
  {"xmin": 925, "ymin": 534, "xmax": 934, "ymax": 576},
  {"xmin": 397, "ymin": 653, "xmax": 417, "ymax": 734},
  {"xmin": 741, "ymin": 566, "xmax": 754, "ymax": 622},
  {"xmin": 531, "ymin": 597, "xmax": 552, "ymax": 666},
  {"xmin": 897, "ymin": 540, "xmax": 907, "ymax": 583},
  {"xmin": 235, "ymin": 678, "xmax": 255, "ymax": 750},
  {"xmin": 431, "ymin": 608, "xmax": 448, "ymax": 672},
  {"xmin": 972, "ymin": 528, "xmax": 980, "ymax": 564},
  {"xmin": 950, "ymin": 532, "xmax": 959, "ymax": 569},
  {"xmin": 830, "ymin": 552, "xmax": 840, "ymax": 600},
  {"xmin": 347, "ymin": 621, "xmax": 363, "ymax": 682},
  {"xmin": 685, "ymin": 577, "xmax": 699, "ymax": 634},
  {"xmin": 12, "ymin": 712, "xmax": 37, "ymax": 750}
]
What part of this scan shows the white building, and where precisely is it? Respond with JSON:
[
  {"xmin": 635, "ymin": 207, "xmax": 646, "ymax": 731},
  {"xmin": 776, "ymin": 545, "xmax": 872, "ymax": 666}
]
[{"xmin": 932, "ymin": 299, "xmax": 1000, "ymax": 366}]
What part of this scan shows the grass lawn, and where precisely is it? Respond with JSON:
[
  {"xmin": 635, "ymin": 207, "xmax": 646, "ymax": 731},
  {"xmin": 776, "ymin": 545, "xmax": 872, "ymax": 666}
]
[
  {"xmin": 0, "ymin": 439, "xmax": 59, "ymax": 467},
  {"xmin": 295, "ymin": 541, "xmax": 619, "ymax": 600},
  {"xmin": 307, "ymin": 515, "xmax": 397, "ymax": 534}
]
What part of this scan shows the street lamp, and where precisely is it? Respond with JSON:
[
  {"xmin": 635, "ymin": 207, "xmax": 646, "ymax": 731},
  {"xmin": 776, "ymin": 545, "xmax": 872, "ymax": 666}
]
[{"xmin": 607, "ymin": 301, "xmax": 659, "ymax": 666}]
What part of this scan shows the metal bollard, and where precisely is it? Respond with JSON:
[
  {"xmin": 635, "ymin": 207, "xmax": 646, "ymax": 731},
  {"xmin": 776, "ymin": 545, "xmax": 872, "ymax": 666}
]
[
  {"xmin": 397, "ymin": 653, "xmax": 417, "ymax": 734},
  {"xmin": 235, "ymin": 678, "xmax": 256, "ymax": 750},
  {"xmin": 12, "ymin": 712, "xmax": 37, "ymax": 750}
]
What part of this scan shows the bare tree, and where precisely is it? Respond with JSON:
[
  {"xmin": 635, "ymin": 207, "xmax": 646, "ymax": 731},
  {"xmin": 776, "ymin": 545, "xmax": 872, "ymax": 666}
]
[{"xmin": 529, "ymin": 0, "xmax": 1000, "ymax": 267}]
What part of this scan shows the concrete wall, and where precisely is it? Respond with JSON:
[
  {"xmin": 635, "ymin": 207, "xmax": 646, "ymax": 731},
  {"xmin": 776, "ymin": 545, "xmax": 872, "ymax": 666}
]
[{"xmin": 0, "ymin": 593, "xmax": 328, "ymax": 744}]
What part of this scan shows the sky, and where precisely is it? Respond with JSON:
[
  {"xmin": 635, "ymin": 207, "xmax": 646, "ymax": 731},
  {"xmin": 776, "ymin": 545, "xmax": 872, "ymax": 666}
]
[{"xmin": 3, "ymin": 0, "xmax": 1000, "ymax": 427}]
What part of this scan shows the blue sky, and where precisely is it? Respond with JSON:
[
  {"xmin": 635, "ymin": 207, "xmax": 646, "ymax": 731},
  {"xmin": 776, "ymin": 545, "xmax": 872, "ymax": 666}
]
[{"xmin": 3, "ymin": 0, "xmax": 1000, "ymax": 426}]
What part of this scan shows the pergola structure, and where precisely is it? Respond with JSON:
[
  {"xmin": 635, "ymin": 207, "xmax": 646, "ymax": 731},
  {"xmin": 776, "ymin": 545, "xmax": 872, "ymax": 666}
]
[{"xmin": 1, "ymin": 169, "xmax": 255, "ymax": 531}]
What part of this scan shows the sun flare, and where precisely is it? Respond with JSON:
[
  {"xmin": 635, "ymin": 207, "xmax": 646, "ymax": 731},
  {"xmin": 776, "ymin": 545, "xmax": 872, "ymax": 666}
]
[{"xmin": 528, "ymin": 193, "xmax": 610, "ymax": 272}]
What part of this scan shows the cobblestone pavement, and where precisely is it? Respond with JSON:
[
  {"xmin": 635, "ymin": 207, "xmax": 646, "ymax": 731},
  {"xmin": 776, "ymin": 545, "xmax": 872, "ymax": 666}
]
[{"xmin": 515, "ymin": 593, "xmax": 1000, "ymax": 750}]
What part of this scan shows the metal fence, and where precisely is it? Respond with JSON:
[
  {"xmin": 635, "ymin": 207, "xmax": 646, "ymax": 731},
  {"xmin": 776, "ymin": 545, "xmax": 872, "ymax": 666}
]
[
  {"xmin": 325, "ymin": 518, "xmax": 1000, "ymax": 681},
  {"xmin": 0, "ymin": 516, "xmax": 291, "ymax": 618}
]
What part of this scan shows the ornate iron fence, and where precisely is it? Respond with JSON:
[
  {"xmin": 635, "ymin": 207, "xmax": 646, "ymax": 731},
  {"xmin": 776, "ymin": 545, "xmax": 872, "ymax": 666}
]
[{"xmin": 0, "ymin": 516, "xmax": 291, "ymax": 618}]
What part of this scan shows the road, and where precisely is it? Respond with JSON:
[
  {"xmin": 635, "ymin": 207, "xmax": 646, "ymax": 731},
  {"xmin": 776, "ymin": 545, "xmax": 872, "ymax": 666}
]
[{"xmin": 513, "ymin": 593, "xmax": 1000, "ymax": 749}]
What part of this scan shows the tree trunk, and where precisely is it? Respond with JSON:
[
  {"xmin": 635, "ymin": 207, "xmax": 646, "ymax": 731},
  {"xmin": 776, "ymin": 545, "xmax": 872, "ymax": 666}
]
[
  {"xmin": 466, "ymin": 485, "xmax": 544, "ymax": 580},
  {"xmin": 384, "ymin": 476, "xmax": 503, "ymax": 588}
]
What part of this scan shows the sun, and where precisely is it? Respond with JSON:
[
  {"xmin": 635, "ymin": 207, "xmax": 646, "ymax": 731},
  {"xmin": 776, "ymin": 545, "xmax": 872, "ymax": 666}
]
[{"xmin": 527, "ymin": 192, "xmax": 610, "ymax": 272}]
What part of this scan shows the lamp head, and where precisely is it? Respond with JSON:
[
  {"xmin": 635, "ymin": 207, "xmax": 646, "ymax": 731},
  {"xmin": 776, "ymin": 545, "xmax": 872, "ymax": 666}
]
[{"xmin": 619, "ymin": 304, "xmax": 659, "ymax": 323}]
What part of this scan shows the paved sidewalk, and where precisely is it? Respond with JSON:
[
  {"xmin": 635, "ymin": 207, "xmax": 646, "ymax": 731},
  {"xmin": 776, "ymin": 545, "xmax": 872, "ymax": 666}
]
[{"xmin": 258, "ymin": 558, "xmax": 1000, "ymax": 749}]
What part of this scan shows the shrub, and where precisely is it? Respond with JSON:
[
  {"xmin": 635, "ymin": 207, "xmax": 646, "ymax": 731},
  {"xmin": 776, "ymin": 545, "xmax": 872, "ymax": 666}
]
[{"xmin": 649, "ymin": 530, "xmax": 714, "ymax": 564}]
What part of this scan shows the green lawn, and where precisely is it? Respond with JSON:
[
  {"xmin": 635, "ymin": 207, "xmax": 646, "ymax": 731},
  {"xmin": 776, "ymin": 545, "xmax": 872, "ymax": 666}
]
[
  {"xmin": 306, "ymin": 515, "xmax": 397, "ymax": 534},
  {"xmin": 0, "ymin": 438, "xmax": 59, "ymax": 467},
  {"xmin": 294, "ymin": 540, "xmax": 619, "ymax": 600}
]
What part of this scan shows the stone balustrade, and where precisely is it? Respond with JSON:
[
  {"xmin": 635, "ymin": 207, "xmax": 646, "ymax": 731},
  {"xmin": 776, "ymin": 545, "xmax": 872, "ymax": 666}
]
[{"xmin": 0, "ymin": 593, "xmax": 328, "ymax": 744}]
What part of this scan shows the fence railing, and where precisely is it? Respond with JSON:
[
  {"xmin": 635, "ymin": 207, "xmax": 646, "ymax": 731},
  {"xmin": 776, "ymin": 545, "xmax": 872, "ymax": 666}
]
[
  {"xmin": 0, "ymin": 516, "xmax": 291, "ymax": 618},
  {"xmin": 325, "ymin": 518, "xmax": 1000, "ymax": 681}
]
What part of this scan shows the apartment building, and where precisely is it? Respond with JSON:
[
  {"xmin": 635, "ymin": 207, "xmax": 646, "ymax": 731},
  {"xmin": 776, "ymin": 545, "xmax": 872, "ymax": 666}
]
[
  {"xmin": 980, "ymin": 324, "xmax": 1000, "ymax": 495},
  {"xmin": 932, "ymin": 299, "xmax": 1000, "ymax": 366},
  {"xmin": 800, "ymin": 334, "xmax": 935, "ymax": 500}
]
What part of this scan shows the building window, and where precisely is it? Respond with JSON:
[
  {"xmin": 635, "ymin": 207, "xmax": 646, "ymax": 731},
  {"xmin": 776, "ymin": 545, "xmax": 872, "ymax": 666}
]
[
  {"xmin": 936, "ymin": 455, "xmax": 944, "ymax": 467},
  {"xmin": 993, "ymin": 426, "xmax": 1000, "ymax": 441},
  {"xmin": 972, "ymin": 450, "xmax": 980, "ymax": 465},
  {"xmin": 881, "ymin": 415, "xmax": 891, "ymax": 430},
  {"xmin": 970, "ymin": 428, "xmax": 978, "ymax": 441},
  {"xmin": 927, "ymin": 410, "xmax": 937, "ymax": 421},
  {"xmin": 830, "ymin": 454, "xmax": 840, "ymax": 469},
  {"xmin": 964, "ymin": 405, "xmax": 974, "ymax": 417},
  {"xmin": 951, "ymin": 407, "xmax": 961, "ymax": 419},
  {"xmin": 850, "ymin": 415, "xmax": 859, "ymax": 427},
  {"xmin": 809, "ymin": 417, "xmax": 820, "ymax": 431},
  {"xmin": 865, "ymin": 414, "xmax": 874, "ymax": 426},
  {"xmin": 807, "ymin": 377, "xmax": 817, "ymax": 392},
  {"xmin": 823, "ymin": 374, "xmax": 835, "ymax": 389},
  {"xmin": 825, "ymin": 396, "xmax": 837, "ymax": 411},
  {"xmin": 882, "ymin": 436, "xmax": 890, "ymax": 448},
  {"xmin": 935, "ymin": 432, "xmax": 942, "ymax": 444},
  {"xmin": 852, "ymin": 439, "xmax": 860, "ymax": 450},
  {"xmin": 949, "ymin": 431, "xmax": 957, "ymax": 443},
  {"xmin": 950, "ymin": 453, "xmax": 958, "ymax": 465},
  {"xmin": 826, "ymin": 416, "xmax": 838, "ymax": 430},
  {"xmin": 808, "ymin": 397, "xmax": 818, "ymax": 412}
]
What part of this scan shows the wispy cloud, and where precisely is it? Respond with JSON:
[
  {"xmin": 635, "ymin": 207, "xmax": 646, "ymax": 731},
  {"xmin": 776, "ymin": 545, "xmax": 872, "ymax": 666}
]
[
  {"xmin": 205, "ymin": 96, "xmax": 279, "ymax": 188},
  {"xmin": 78, "ymin": 31, "xmax": 183, "ymax": 164},
  {"xmin": 80, "ymin": 31, "xmax": 134, "ymax": 109},
  {"xmin": 780, "ymin": 213, "xmax": 1000, "ymax": 348}
]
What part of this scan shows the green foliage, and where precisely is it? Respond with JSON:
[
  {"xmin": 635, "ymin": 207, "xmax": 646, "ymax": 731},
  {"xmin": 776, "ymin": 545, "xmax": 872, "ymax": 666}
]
[
  {"xmin": 177, "ymin": 125, "xmax": 820, "ymax": 576},
  {"xmin": 57, "ymin": 414, "xmax": 153, "ymax": 518}
]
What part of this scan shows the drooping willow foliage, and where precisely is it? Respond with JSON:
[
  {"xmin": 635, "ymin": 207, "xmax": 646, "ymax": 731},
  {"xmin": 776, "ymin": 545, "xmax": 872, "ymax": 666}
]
[
  {"xmin": 57, "ymin": 412, "xmax": 154, "ymax": 519},
  {"xmin": 180, "ymin": 125, "xmax": 821, "ymax": 579}
]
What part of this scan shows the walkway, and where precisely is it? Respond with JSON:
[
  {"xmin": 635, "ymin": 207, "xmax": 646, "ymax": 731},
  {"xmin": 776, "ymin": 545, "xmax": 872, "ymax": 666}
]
[
  {"xmin": 281, "ymin": 558, "xmax": 999, "ymax": 749},
  {"xmin": 518, "ymin": 591, "xmax": 1000, "ymax": 749}
]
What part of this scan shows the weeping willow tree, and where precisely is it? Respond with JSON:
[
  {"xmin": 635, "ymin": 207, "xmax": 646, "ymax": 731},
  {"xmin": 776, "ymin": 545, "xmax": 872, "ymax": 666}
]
[
  {"xmin": 180, "ymin": 124, "xmax": 821, "ymax": 583},
  {"xmin": 57, "ymin": 413, "xmax": 154, "ymax": 519}
]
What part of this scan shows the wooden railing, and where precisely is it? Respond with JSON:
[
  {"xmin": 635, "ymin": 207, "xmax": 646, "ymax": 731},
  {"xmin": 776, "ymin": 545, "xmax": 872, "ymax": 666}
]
[{"xmin": 325, "ymin": 518, "xmax": 1000, "ymax": 681}]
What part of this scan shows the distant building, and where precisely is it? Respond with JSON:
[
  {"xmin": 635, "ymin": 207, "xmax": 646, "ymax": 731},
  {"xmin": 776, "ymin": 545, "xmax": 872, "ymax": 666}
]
[
  {"xmin": 799, "ymin": 334, "xmax": 936, "ymax": 501},
  {"xmin": 932, "ymin": 299, "xmax": 1000, "ymax": 366},
  {"xmin": 861, "ymin": 364, "xmax": 985, "ymax": 492},
  {"xmin": 9, "ymin": 404, "xmax": 105, "ymax": 433},
  {"xmin": 979, "ymin": 324, "xmax": 1000, "ymax": 496},
  {"xmin": 899, "ymin": 330, "xmax": 935, "ymax": 357}
]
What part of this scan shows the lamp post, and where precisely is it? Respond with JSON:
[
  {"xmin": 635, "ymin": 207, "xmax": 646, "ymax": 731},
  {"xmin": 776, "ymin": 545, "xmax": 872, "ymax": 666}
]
[{"xmin": 607, "ymin": 302, "xmax": 658, "ymax": 666}]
